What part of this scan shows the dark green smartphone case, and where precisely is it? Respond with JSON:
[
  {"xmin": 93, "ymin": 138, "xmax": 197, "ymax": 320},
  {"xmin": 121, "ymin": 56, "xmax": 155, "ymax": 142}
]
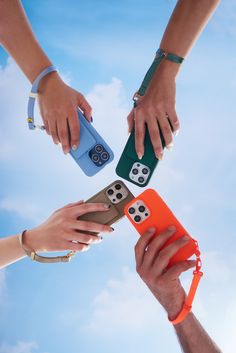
[{"xmin": 116, "ymin": 126, "xmax": 164, "ymax": 187}]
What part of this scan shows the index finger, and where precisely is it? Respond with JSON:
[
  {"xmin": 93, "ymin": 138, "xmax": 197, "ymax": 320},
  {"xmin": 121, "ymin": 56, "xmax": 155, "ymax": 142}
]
[
  {"xmin": 135, "ymin": 228, "xmax": 156, "ymax": 270},
  {"xmin": 70, "ymin": 202, "xmax": 111, "ymax": 218},
  {"xmin": 77, "ymin": 93, "xmax": 92, "ymax": 122}
]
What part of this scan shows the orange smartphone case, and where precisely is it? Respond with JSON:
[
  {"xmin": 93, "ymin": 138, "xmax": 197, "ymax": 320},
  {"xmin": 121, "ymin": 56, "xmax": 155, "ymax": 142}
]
[{"xmin": 124, "ymin": 188, "xmax": 196, "ymax": 267}]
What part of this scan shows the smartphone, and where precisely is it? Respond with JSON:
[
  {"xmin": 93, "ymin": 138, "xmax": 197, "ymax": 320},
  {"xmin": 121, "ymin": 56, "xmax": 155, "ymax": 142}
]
[
  {"xmin": 70, "ymin": 110, "xmax": 114, "ymax": 176},
  {"xmin": 115, "ymin": 126, "xmax": 165, "ymax": 187},
  {"xmin": 79, "ymin": 180, "xmax": 134, "ymax": 226},
  {"xmin": 124, "ymin": 189, "xmax": 196, "ymax": 267}
]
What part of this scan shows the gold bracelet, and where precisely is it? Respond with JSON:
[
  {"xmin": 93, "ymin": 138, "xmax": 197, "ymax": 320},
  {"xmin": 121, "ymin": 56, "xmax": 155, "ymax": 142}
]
[{"xmin": 19, "ymin": 230, "xmax": 76, "ymax": 263}]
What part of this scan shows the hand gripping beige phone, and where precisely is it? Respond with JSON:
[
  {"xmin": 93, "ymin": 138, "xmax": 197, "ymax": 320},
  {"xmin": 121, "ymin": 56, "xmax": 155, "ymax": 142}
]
[{"xmin": 79, "ymin": 180, "xmax": 134, "ymax": 226}]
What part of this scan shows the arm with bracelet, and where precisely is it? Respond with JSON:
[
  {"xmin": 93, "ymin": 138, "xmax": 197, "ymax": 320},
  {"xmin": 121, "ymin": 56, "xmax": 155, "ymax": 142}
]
[
  {"xmin": 134, "ymin": 227, "xmax": 222, "ymax": 353},
  {"xmin": 0, "ymin": 0, "xmax": 92, "ymax": 154},
  {"xmin": 127, "ymin": 0, "xmax": 220, "ymax": 160},
  {"xmin": 0, "ymin": 201, "xmax": 114, "ymax": 269}
]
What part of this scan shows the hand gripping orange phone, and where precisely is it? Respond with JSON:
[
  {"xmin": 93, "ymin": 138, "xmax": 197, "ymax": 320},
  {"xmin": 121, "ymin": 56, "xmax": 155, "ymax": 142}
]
[{"xmin": 124, "ymin": 189, "xmax": 203, "ymax": 324}]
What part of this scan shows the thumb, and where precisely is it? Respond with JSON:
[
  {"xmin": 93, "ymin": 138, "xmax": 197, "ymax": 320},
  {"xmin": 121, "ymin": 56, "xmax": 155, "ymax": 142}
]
[
  {"xmin": 77, "ymin": 92, "xmax": 92, "ymax": 122},
  {"xmin": 163, "ymin": 260, "xmax": 196, "ymax": 281}
]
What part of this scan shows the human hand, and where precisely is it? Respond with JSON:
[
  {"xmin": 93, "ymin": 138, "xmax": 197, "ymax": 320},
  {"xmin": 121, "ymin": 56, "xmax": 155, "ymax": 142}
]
[
  {"xmin": 23, "ymin": 201, "xmax": 113, "ymax": 253},
  {"xmin": 127, "ymin": 60, "xmax": 180, "ymax": 160},
  {"xmin": 38, "ymin": 72, "xmax": 92, "ymax": 154},
  {"xmin": 135, "ymin": 227, "xmax": 196, "ymax": 320}
]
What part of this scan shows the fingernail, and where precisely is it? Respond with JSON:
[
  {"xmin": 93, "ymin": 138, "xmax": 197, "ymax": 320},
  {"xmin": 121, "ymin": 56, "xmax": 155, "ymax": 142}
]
[
  {"xmin": 168, "ymin": 226, "xmax": 176, "ymax": 232},
  {"xmin": 148, "ymin": 227, "xmax": 156, "ymax": 233},
  {"xmin": 104, "ymin": 203, "xmax": 111, "ymax": 209},
  {"xmin": 72, "ymin": 145, "xmax": 78, "ymax": 151},
  {"xmin": 166, "ymin": 142, "xmax": 174, "ymax": 151},
  {"xmin": 137, "ymin": 153, "xmax": 143, "ymax": 160},
  {"xmin": 156, "ymin": 152, "xmax": 163, "ymax": 160},
  {"xmin": 174, "ymin": 129, "xmax": 180, "ymax": 137},
  {"xmin": 82, "ymin": 245, "xmax": 90, "ymax": 252},
  {"xmin": 183, "ymin": 236, "xmax": 190, "ymax": 242},
  {"xmin": 95, "ymin": 236, "xmax": 103, "ymax": 243}
]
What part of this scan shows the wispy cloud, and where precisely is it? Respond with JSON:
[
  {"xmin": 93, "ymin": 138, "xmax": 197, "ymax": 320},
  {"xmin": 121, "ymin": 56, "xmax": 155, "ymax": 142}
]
[{"xmin": 0, "ymin": 341, "xmax": 38, "ymax": 353}]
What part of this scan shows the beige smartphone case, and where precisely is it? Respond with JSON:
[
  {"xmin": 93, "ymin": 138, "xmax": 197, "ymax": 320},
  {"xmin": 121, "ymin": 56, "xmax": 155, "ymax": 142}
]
[{"xmin": 79, "ymin": 180, "xmax": 134, "ymax": 226}]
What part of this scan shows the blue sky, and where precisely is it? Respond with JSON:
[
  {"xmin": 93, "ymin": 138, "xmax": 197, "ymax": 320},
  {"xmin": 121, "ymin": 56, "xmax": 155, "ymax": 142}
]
[{"xmin": 0, "ymin": 1, "xmax": 236, "ymax": 353}]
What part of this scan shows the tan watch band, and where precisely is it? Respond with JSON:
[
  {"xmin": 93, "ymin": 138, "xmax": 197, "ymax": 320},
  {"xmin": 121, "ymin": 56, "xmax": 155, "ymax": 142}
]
[{"xmin": 19, "ymin": 230, "xmax": 76, "ymax": 263}]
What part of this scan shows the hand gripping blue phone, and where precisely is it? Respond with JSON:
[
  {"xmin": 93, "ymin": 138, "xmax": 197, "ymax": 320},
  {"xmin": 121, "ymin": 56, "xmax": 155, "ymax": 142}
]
[
  {"xmin": 27, "ymin": 66, "xmax": 114, "ymax": 176},
  {"xmin": 69, "ymin": 110, "xmax": 114, "ymax": 176}
]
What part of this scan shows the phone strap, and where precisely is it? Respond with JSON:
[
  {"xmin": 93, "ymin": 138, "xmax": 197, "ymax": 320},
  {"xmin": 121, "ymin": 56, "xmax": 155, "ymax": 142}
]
[
  {"xmin": 133, "ymin": 48, "xmax": 184, "ymax": 107},
  {"xmin": 27, "ymin": 65, "xmax": 57, "ymax": 130},
  {"xmin": 169, "ymin": 240, "xmax": 203, "ymax": 325}
]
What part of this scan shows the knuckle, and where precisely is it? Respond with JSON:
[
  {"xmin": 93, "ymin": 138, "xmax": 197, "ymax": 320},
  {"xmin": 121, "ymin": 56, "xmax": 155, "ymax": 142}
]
[
  {"xmin": 162, "ymin": 126, "xmax": 171, "ymax": 135},
  {"xmin": 136, "ymin": 130, "xmax": 144, "ymax": 139},
  {"xmin": 59, "ymin": 130, "xmax": 67, "ymax": 140},
  {"xmin": 158, "ymin": 249, "xmax": 168, "ymax": 262}
]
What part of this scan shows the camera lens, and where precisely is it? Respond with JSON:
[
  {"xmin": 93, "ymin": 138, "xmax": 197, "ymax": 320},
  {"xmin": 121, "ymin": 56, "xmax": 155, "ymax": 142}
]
[
  {"xmin": 128, "ymin": 207, "xmax": 135, "ymax": 214},
  {"xmin": 132, "ymin": 168, "xmax": 139, "ymax": 175},
  {"xmin": 107, "ymin": 189, "xmax": 114, "ymax": 195},
  {"xmin": 134, "ymin": 215, "xmax": 141, "ymax": 222},
  {"xmin": 92, "ymin": 154, "xmax": 99, "ymax": 162},
  {"xmin": 138, "ymin": 176, "xmax": 145, "ymax": 183},
  {"xmin": 95, "ymin": 144, "xmax": 103, "ymax": 153},
  {"xmin": 116, "ymin": 193, "xmax": 122, "ymax": 199},
  {"xmin": 115, "ymin": 184, "xmax": 121, "ymax": 190},
  {"xmin": 138, "ymin": 205, "xmax": 145, "ymax": 213},
  {"xmin": 142, "ymin": 168, "xmax": 148, "ymax": 175},
  {"xmin": 101, "ymin": 152, "xmax": 109, "ymax": 161}
]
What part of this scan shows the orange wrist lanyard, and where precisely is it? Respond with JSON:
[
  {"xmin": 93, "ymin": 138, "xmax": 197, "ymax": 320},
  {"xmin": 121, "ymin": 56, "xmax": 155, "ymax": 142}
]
[{"xmin": 169, "ymin": 240, "xmax": 203, "ymax": 325}]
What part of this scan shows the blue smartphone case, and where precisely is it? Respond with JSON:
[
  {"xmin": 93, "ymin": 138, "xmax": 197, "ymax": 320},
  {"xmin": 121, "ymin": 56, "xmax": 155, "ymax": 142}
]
[{"xmin": 70, "ymin": 110, "xmax": 114, "ymax": 176}]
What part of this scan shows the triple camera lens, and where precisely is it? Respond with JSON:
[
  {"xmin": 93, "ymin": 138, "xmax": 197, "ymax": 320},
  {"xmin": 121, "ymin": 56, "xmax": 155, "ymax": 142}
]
[
  {"xmin": 95, "ymin": 144, "xmax": 103, "ymax": 153},
  {"xmin": 128, "ymin": 207, "xmax": 135, "ymax": 214},
  {"xmin": 92, "ymin": 154, "xmax": 99, "ymax": 162},
  {"xmin": 138, "ymin": 205, "xmax": 145, "ymax": 213},
  {"xmin": 134, "ymin": 215, "xmax": 141, "ymax": 222}
]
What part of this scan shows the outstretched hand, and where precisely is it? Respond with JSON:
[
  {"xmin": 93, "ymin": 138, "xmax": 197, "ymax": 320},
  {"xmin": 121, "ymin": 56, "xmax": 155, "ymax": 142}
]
[
  {"xmin": 23, "ymin": 201, "xmax": 114, "ymax": 253},
  {"xmin": 135, "ymin": 227, "xmax": 196, "ymax": 320},
  {"xmin": 127, "ymin": 60, "xmax": 180, "ymax": 160}
]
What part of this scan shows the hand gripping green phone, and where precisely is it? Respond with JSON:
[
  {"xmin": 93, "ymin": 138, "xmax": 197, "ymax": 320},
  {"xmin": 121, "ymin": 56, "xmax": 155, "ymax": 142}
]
[
  {"xmin": 116, "ymin": 125, "xmax": 164, "ymax": 187},
  {"xmin": 116, "ymin": 48, "xmax": 183, "ymax": 187}
]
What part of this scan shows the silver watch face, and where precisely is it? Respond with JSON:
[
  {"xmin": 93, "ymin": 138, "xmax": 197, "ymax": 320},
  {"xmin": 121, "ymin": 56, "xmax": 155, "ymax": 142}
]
[{"xmin": 129, "ymin": 162, "xmax": 150, "ymax": 185}]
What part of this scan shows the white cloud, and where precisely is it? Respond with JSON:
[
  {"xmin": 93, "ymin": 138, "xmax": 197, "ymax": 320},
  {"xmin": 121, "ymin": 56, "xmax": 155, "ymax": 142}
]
[
  {"xmin": 85, "ymin": 267, "xmax": 163, "ymax": 335},
  {"xmin": 0, "ymin": 198, "xmax": 42, "ymax": 223},
  {"xmin": 0, "ymin": 341, "xmax": 38, "ymax": 353}
]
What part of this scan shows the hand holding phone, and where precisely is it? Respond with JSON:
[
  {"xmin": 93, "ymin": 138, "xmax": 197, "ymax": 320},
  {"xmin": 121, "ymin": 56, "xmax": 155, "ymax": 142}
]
[
  {"xmin": 79, "ymin": 180, "xmax": 134, "ymax": 226},
  {"xmin": 124, "ymin": 188, "xmax": 196, "ymax": 267}
]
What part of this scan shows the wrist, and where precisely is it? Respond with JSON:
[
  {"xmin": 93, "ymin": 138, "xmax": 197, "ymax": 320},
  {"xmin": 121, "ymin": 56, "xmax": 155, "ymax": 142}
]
[
  {"xmin": 28, "ymin": 59, "xmax": 53, "ymax": 84},
  {"xmin": 38, "ymin": 70, "xmax": 61, "ymax": 94},
  {"xmin": 158, "ymin": 290, "xmax": 186, "ymax": 320},
  {"xmin": 23, "ymin": 228, "xmax": 42, "ymax": 253},
  {"xmin": 158, "ymin": 59, "xmax": 181, "ymax": 79}
]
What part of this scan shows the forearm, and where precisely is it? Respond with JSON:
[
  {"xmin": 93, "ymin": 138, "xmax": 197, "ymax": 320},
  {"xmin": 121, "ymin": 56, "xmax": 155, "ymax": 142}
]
[
  {"xmin": 0, "ymin": 0, "xmax": 52, "ymax": 82},
  {"xmin": 158, "ymin": 0, "xmax": 220, "ymax": 77},
  {"xmin": 0, "ymin": 234, "xmax": 26, "ymax": 269},
  {"xmin": 174, "ymin": 312, "xmax": 222, "ymax": 353}
]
